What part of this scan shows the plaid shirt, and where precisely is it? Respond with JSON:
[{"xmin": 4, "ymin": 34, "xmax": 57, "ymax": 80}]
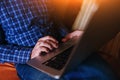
[{"xmin": 0, "ymin": 0, "xmax": 67, "ymax": 64}]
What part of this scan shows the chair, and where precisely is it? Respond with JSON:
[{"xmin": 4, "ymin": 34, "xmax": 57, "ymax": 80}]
[{"xmin": 0, "ymin": 63, "xmax": 19, "ymax": 80}]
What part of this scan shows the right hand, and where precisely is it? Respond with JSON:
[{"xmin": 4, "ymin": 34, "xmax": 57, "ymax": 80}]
[{"xmin": 31, "ymin": 36, "xmax": 58, "ymax": 59}]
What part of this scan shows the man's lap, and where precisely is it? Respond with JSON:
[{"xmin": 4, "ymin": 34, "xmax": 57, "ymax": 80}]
[{"xmin": 15, "ymin": 53, "xmax": 118, "ymax": 80}]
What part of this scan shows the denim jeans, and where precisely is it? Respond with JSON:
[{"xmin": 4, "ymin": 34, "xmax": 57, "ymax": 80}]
[{"xmin": 15, "ymin": 53, "xmax": 118, "ymax": 80}]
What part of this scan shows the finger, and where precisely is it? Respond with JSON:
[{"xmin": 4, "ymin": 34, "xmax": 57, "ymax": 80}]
[
  {"xmin": 62, "ymin": 36, "xmax": 70, "ymax": 42},
  {"xmin": 40, "ymin": 40, "xmax": 58, "ymax": 50},
  {"xmin": 38, "ymin": 36, "xmax": 58, "ymax": 43},
  {"xmin": 62, "ymin": 33, "xmax": 73, "ymax": 42},
  {"xmin": 37, "ymin": 41, "xmax": 52, "ymax": 51},
  {"xmin": 40, "ymin": 46, "xmax": 49, "ymax": 53},
  {"xmin": 62, "ymin": 38, "xmax": 68, "ymax": 42},
  {"xmin": 41, "ymin": 41, "xmax": 53, "ymax": 50},
  {"xmin": 46, "ymin": 40, "xmax": 58, "ymax": 48}
]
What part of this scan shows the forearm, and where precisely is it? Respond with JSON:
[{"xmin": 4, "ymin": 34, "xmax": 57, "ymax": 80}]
[{"xmin": 0, "ymin": 44, "xmax": 32, "ymax": 64}]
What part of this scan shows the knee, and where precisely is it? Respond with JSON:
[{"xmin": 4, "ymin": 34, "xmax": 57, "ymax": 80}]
[{"xmin": 15, "ymin": 64, "xmax": 54, "ymax": 80}]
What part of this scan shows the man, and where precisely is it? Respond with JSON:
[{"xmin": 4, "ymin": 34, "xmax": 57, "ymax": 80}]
[{"xmin": 0, "ymin": 0, "xmax": 118, "ymax": 80}]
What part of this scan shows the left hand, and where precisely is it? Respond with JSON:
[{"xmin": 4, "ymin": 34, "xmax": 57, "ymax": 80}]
[{"xmin": 62, "ymin": 30, "xmax": 84, "ymax": 42}]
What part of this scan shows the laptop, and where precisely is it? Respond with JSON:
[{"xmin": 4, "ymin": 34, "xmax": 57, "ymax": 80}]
[{"xmin": 27, "ymin": 0, "xmax": 120, "ymax": 79}]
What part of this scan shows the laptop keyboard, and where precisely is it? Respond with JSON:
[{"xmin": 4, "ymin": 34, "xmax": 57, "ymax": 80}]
[{"xmin": 42, "ymin": 47, "xmax": 73, "ymax": 70}]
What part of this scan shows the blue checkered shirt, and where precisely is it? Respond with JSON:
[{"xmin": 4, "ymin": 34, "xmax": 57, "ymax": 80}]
[{"xmin": 0, "ymin": 0, "xmax": 67, "ymax": 64}]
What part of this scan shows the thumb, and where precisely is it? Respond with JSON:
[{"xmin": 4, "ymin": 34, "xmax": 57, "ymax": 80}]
[{"xmin": 62, "ymin": 37, "xmax": 69, "ymax": 42}]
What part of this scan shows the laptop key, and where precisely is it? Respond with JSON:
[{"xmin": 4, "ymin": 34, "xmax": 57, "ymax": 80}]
[{"xmin": 42, "ymin": 47, "xmax": 73, "ymax": 70}]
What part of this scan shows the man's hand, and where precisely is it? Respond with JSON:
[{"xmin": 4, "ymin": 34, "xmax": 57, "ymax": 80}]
[
  {"xmin": 31, "ymin": 36, "xmax": 58, "ymax": 59},
  {"xmin": 62, "ymin": 30, "xmax": 84, "ymax": 42}
]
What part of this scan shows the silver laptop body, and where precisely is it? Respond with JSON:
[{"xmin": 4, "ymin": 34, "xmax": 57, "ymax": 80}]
[{"xmin": 27, "ymin": 0, "xmax": 120, "ymax": 79}]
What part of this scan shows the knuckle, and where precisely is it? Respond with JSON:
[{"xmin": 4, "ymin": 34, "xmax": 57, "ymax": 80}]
[
  {"xmin": 46, "ymin": 36, "xmax": 51, "ymax": 38},
  {"xmin": 38, "ymin": 38, "xmax": 42, "ymax": 41},
  {"xmin": 41, "ymin": 41, "xmax": 44, "ymax": 45},
  {"xmin": 45, "ymin": 48, "xmax": 48, "ymax": 51},
  {"xmin": 39, "ymin": 41, "xmax": 45, "ymax": 46},
  {"xmin": 44, "ymin": 48, "xmax": 49, "ymax": 52},
  {"xmin": 39, "ymin": 46, "xmax": 43, "ymax": 49}
]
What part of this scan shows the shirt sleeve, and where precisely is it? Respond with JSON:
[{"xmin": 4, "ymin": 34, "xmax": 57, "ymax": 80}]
[
  {"xmin": 0, "ymin": 26, "xmax": 32, "ymax": 64},
  {"xmin": 57, "ymin": 22, "xmax": 69, "ymax": 38}
]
